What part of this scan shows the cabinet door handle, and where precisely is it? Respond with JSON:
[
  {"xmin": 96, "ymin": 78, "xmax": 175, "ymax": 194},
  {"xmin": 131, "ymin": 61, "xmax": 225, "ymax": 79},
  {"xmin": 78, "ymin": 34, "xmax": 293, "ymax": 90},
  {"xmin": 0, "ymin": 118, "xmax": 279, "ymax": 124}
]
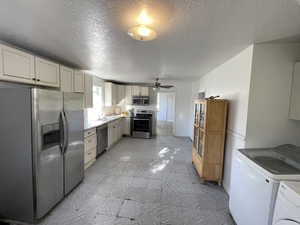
[
  {"xmin": 37, "ymin": 79, "xmax": 41, "ymax": 82},
  {"xmin": 32, "ymin": 78, "xmax": 36, "ymax": 81}
]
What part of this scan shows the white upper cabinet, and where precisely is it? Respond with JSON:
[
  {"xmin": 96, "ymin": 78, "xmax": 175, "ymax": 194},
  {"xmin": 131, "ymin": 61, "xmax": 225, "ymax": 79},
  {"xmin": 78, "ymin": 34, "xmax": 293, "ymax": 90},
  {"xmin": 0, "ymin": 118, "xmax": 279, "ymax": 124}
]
[
  {"xmin": 132, "ymin": 86, "xmax": 140, "ymax": 96},
  {"xmin": 131, "ymin": 86, "xmax": 149, "ymax": 96},
  {"xmin": 60, "ymin": 66, "xmax": 73, "ymax": 92},
  {"xmin": 117, "ymin": 85, "xmax": 125, "ymax": 105},
  {"xmin": 35, "ymin": 57, "xmax": 60, "ymax": 87},
  {"xmin": 0, "ymin": 44, "xmax": 35, "ymax": 84},
  {"xmin": 125, "ymin": 86, "xmax": 133, "ymax": 105},
  {"xmin": 105, "ymin": 82, "xmax": 118, "ymax": 106},
  {"xmin": 84, "ymin": 74, "xmax": 93, "ymax": 108},
  {"xmin": 74, "ymin": 70, "xmax": 84, "ymax": 93},
  {"xmin": 289, "ymin": 62, "xmax": 300, "ymax": 120},
  {"xmin": 141, "ymin": 87, "xmax": 149, "ymax": 96}
]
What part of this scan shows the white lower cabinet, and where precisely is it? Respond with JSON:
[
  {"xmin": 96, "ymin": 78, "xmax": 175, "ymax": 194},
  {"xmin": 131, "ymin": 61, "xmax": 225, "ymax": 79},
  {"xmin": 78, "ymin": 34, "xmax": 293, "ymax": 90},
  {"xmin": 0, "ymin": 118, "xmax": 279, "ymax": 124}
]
[
  {"xmin": 123, "ymin": 117, "xmax": 131, "ymax": 135},
  {"xmin": 84, "ymin": 128, "xmax": 97, "ymax": 169},
  {"xmin": 107, "ymin": 118, "xmax": 124, "ymax": 149}
]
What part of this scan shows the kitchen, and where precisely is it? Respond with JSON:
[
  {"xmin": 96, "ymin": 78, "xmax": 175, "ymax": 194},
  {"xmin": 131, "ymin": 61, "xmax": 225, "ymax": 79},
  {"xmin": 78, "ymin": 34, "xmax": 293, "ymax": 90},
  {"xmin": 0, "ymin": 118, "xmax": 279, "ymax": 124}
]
[{"xmin": 1, "ymin": 1, "xmax": 300, "ymax": 225}]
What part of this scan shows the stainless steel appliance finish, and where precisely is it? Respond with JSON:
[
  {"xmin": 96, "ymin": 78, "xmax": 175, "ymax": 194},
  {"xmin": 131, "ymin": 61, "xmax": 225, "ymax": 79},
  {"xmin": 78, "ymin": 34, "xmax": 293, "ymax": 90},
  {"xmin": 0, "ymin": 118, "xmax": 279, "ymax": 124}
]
[
  {"xmin": 96, "ymin": 125, "xmax": 108, "ymax": 156},
  {"xmin": 132, "ymin": 96, "xmax": 150, "ymax": 105},
  {"xmin": 63, "ymin": 93, "xmax": 84, "ymax": 195},
  {"xmin": 0, "ymin": 83, "xmax": 84, "ymax": 223},
  {"xmin": 131, "ymin": 110, "xmax": 153, "ymax": 139},
  {"xmin": 32, "ymin": 89, "xmax": 64, "ymax": 219}
]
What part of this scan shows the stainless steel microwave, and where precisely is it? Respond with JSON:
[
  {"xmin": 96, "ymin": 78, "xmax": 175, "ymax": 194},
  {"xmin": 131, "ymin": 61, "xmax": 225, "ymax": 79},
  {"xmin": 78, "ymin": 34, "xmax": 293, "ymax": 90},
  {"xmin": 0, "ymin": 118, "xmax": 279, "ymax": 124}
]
[{"xmin": 132, "ymin": 96, "xmax": 150, "ymax": 105}]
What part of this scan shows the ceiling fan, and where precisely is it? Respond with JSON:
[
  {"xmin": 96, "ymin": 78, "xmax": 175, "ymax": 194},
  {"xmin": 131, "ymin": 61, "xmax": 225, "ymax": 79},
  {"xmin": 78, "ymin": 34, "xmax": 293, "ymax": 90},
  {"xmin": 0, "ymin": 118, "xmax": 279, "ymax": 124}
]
[{"xmin": 147, "ymin": 78, "xmax": 174, "ymax": 89}]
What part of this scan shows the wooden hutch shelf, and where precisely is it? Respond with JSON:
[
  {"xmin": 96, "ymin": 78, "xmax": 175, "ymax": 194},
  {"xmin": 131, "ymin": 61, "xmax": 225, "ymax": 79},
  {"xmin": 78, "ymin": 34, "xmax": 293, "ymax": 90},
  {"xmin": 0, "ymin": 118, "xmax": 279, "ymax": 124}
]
[{"xmin": 192, "ymin": 98, "xmax": 228, "ymax": 185}]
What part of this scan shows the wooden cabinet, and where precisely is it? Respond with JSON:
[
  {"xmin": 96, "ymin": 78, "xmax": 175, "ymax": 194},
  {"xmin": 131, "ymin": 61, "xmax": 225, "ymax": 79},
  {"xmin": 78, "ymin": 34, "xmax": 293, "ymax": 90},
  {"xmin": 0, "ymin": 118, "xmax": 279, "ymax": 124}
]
[
  {"xmin": 108, "ymin": 122, "xmax": 114, "ymax": 148},
  {"xmin": 105, "ymin": 82, "xmax": 126, "ymax": 106},
  {"xmin": 131, "ymin": 86, "xmax": 149, "ymax": 96},
  {"xmin": 60, "ymin": 66, "xmax": 73, "ymax": 92},
  {"xmin": 84, "ymin": 128, "xmax": 97, "ymax": 169},
  {"xmin": 73, "ymin": 70, "xmax": 84, "ymax": 93},
  {"xmin": 105, "ymin": 82, "xmax": 117, "ymax": 106},
  {"xmin": 0, "ymin": 44, "xmax": 35, "ymax": 84},
  {"xmin": 84, "ymin": 73, "xmax": 93, "ymax": 108},
  {"xmin": 123, "ymin": 117, "xmax": 131, "ymax": 135},
  {"xmin": 141, "ymin": 87, "xmax": 149, "ymax": 96},
  {"xmin": 35, "ymin": 57, "xmax": 60, "ymax": 87},
  {"xmin": 117, "ymin": 85, "xmax": 125, "ymax": 105},
  {"xmin": 125, "ymin": 86, "xmax": 133, "ymax": 105},
  {"xmin": 107, "ymin": 118, "xmax": 123, "ymax": 149},
  {"xmin": 132, "ymin": 86, "xmax": 140, "ymax": 96},
  {"xmin": 290, "ymin": 62, "xmax": 300, "ymax": 120},
  {"xmin": 192, "ymin": 99, "xmax": 228, "ymax": 185}
]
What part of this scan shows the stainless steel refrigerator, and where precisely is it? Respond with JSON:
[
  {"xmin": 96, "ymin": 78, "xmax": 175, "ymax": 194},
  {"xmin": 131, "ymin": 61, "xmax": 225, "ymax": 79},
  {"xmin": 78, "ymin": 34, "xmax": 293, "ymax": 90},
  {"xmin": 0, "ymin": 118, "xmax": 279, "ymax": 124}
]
[{"xmin": 0, "ymin": 83, "xmax": 84, "ymax": 223}]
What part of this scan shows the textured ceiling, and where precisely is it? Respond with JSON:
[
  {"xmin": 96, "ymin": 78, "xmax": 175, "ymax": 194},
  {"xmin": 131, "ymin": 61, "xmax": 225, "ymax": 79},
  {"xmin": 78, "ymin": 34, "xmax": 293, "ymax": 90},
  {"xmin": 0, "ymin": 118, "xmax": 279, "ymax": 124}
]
[{"xmin": 0, "ymin": 0, "xmax": 300, "ymax": 82}]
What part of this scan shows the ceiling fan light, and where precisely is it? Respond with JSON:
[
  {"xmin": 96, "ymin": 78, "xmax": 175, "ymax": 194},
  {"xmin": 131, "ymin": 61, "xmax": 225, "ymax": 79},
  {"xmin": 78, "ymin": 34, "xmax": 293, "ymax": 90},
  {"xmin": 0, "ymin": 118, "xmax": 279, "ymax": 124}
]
[{"xmin": 128, "ymin": 25, "xmax": 157, "ymax": 41}]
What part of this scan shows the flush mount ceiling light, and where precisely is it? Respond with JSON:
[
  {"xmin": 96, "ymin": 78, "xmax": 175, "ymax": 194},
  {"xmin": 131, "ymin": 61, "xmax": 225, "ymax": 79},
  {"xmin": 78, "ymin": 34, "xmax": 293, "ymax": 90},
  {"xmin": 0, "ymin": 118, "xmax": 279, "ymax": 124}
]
[
  {"xmin": 128, "ymin": 8, "xmax": 157, "ymax": 41},
  {"xmin": 128, "ymin": 25, "xmax": 157, "ymax": 41}
]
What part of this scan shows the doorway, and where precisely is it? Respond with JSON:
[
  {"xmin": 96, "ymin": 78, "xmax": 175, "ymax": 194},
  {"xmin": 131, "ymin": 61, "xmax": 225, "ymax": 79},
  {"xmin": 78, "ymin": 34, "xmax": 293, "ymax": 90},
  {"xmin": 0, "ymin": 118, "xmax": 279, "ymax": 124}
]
[{"xmin": 157, "ymin": 92, "xmax": 175, "ymax": 136}]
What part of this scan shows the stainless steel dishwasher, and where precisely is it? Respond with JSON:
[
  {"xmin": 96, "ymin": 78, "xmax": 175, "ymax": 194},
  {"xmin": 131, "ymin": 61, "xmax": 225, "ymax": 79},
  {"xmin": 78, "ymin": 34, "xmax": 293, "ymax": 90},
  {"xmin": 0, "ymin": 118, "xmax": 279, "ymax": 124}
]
[{"xmin": 96, "ymin": 124, "xmax": 108, "ymax": 156}]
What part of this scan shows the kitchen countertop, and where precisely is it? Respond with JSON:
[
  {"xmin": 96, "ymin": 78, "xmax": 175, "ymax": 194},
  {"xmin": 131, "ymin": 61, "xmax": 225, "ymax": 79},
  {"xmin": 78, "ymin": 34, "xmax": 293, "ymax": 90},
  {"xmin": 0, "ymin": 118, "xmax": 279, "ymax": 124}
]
[{"xmin": 84, "ymin": 115, "xmax": 129, "ymax": 130}]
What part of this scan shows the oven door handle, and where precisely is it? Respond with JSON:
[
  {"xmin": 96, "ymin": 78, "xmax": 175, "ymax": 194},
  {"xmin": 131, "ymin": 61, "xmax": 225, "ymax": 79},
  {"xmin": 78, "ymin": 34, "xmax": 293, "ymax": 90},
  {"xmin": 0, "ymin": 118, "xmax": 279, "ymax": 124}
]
[{"xmin": 133, "ymin": 118, "xmax": 150, "ymax": 120}]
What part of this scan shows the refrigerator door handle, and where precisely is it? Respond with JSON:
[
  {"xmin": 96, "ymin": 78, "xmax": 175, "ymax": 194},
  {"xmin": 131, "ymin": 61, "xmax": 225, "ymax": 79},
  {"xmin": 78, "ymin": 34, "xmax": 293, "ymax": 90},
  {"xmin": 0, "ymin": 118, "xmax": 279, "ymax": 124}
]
[
  {"xmin": 63, "ymin": 111, "xmax": 69, "ymax": 153},
  {"xmin": 59, "ymin": 112, "xmax": 65, "ymax": 153}
]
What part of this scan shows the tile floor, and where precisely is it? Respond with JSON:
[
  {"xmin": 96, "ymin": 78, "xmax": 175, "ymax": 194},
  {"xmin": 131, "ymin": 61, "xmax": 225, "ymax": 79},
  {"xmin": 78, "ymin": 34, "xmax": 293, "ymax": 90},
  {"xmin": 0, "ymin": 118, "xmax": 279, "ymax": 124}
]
[{"xmin": 39, "ymin": 135, "xmax": 235, "ymax": 225}]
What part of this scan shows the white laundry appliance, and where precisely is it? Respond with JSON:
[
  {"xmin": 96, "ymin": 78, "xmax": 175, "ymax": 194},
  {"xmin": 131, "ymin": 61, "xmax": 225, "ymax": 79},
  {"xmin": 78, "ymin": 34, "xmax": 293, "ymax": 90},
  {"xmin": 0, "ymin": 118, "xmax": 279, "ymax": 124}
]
[
  {"xmin": 229, "ymin": 145, "xmax": 300, "ymax": 225},
  {"xmin": 273, "ymin": 181, "xmax": 300, "ymax": 225}
]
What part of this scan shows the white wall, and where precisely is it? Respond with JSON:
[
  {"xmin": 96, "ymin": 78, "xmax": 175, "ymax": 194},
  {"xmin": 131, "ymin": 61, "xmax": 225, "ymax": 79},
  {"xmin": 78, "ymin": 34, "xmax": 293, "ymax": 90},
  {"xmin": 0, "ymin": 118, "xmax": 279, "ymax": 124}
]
[
  {"xmin": 246, "ymin": 43, "xmax": 300, "ymax": 148},
  {"xmin": 196, "ymin": 45, "xmax": 254, "ymax": 193},
  {"xmin": 173, "ymin": 81, "xmax": 193, "ymax": 137}
]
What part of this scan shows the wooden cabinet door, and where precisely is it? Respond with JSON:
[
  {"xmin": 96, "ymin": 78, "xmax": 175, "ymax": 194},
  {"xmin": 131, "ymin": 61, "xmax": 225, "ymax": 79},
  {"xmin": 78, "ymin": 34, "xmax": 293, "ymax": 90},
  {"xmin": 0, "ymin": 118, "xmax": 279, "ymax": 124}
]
[
  {"xmin": 0, "ymin": 45, "xmax": 35, "ymax": 84},
  {"xmin": 290, "ymin": 62, "xmax": 300, "ymax": 120},
  {"xmin": 104, "ymin": 82, "xmax": 112, "ymax": 106},
  {"xmin": 108, "ymin": 123, "xmax": 113, "ymax": 148},
  {"xmin": 74, "ymin": 70, "xmax": 84, "ymax": 93},
  {"xmin": 117, "ymin": 85, "xmax": 125, "ymax": 104},
  {"xmin": 141, "ymin": 87, "xmax": 149, "ymax": 96},
  {"xmin": 123, "ymin": 118, "xmax": 131, "ymax": 135},
  {"xmin": 84, "ymin": 74, "xmax": 93, "ymax": 108},
  {"xmin": 132, "ymin": 86, "xmax": 141, "ymax": 96},
  {"xmin": 125, "ymin": 86, "xmax": 133, "ymax": 105},
  {"xmin": 60, "ymin": 66, "xmax": 73, "ymax": 92},
  {"xmin": 112, "ymin": 83, "xmax": 118, "ymax": 105},
  {"xmin": 35, "ymin": 57, "xmax": 60, "ymax": 87}
]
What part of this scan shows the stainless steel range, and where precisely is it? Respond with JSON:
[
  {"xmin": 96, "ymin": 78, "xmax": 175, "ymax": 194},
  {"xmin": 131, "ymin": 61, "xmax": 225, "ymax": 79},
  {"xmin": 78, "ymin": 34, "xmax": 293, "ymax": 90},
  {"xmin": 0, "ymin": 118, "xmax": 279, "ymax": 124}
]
[{"xmin": 131, "ymin": 110, "xmax": 153, "ymax": 139}]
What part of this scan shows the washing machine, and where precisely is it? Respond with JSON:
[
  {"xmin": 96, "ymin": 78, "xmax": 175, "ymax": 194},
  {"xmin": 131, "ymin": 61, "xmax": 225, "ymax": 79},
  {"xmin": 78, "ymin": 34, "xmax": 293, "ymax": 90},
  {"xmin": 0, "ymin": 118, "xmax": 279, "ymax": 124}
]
[
  {"xmin": 229, "ymin": 145, "xmax": 300, "ymax": 225},
  {"xmin": 273, "ymin": 181, "xmax": 300, "ymax": 225}
]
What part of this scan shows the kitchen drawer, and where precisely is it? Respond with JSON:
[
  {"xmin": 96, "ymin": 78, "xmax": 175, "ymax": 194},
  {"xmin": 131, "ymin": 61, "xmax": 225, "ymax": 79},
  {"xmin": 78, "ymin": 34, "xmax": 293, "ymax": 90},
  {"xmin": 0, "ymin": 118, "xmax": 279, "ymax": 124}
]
[
  {"xmin": 84, "ymin": 128, "xmax": 96, "ymax": 138},
  {"xmin": 84, "ymin": 147, "xmax": 96, "ymax": 164},
  {"xmin": 85, "ymin": 134, "xmax": 97, "ymax": 150}
]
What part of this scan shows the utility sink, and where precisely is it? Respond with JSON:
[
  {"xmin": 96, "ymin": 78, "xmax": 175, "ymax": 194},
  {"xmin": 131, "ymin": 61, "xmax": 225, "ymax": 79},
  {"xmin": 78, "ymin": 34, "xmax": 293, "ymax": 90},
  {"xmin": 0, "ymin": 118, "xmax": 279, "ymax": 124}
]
[
  {"xmin": 252, "ymin": 156, "xmax": 300, "ymax": 174},
  {"xmin": 240, "ymin": 144, "xmax": 300, "ymax": 175}
]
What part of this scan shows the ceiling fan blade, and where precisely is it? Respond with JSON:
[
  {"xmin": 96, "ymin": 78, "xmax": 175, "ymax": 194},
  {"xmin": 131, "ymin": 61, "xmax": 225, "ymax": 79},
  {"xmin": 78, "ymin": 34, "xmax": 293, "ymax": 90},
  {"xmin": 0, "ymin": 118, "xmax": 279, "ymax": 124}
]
[{"xmin": 159, "ymin": 85, "xmax": 174, "ymax": 89}]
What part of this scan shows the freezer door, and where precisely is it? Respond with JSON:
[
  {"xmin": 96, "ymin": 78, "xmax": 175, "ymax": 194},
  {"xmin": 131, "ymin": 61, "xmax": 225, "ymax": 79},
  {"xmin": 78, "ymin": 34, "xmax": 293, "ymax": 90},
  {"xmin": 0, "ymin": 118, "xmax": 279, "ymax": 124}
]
[
  {"xmin": 63, "ymin": 93, "xmax": 84, "ymax": 195},
  {"xmin": 32, "ymin": 89, "xmax": 64, "ymax": 219},
  {"xmin": 0, "ymin": 86, "xmax": 35, "ymax": 223}
]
